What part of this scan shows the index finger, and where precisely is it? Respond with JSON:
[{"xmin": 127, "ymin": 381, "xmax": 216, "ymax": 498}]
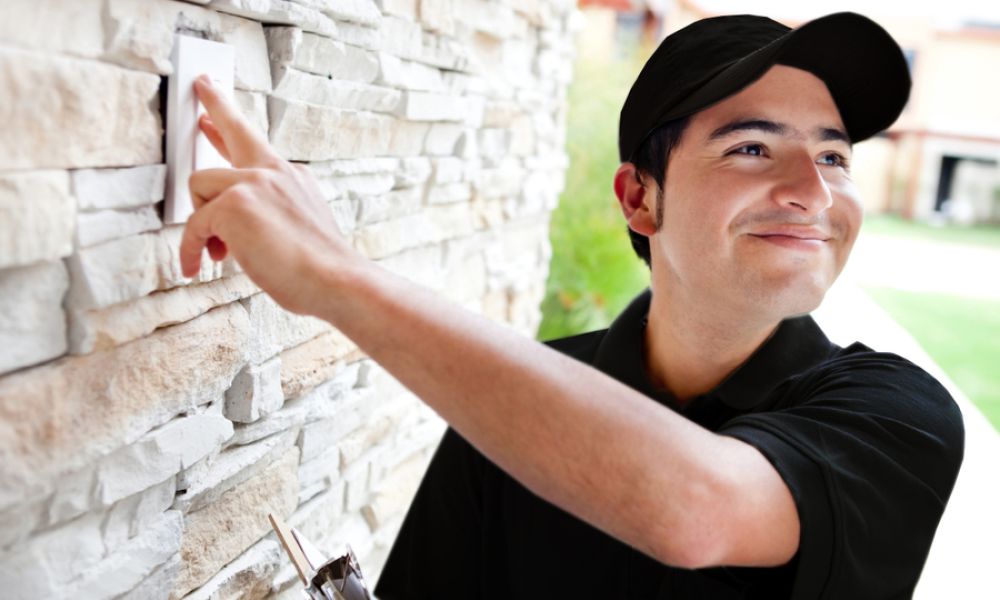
[{"xmin": 194, "ymin": 74, "xmax": 279, "ymax": 168}]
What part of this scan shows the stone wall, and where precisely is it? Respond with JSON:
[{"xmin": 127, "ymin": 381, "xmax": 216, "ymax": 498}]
[{"xmin": 0, "ymin": 0, "xmax": 577, "ymax": 597}]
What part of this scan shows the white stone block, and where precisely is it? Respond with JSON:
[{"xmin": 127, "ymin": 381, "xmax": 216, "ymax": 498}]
[
  {"xmin": 68, "ymin": 274, "xmax": 259, "ymax": 355},
  {"xmin": 0, "ymin": 501, "xmax": 45, "ymax": 555},
  {"xmin": 118, "ymin": 552, "xmax": 181, "ymax": 600},
  {"xmin": 0, "ymin": 48, "xmax": 161, "ymax": 170},
  {"xmin": 228, "ymin": 364, "xmax": 361, "ymax": 447},
  {"xmin": 419, "ymin": 0, "xmax": 455, "ymax": 36},
  {"xmin": 357, "ymin": 187, "xmax": 423, "ymax": 224},
  {"xmin": 71, "ymin": 164, "xmax": 167, "ymax": 211},
  {"xmin": 267, "ymin": 27, "xmax": 380, "ymax": 84},
  {"xmin": 183, "ymin": 539, "xmax": 282, "ymax": 600},
  {"xmin": 241, "ymin": 292, "xmax": 331, "ymax": 364},
  {"xmin": 317, "ymin": 0, "xmax": 383, "ymax": 26},
  {"xmin": 385, "ymin": 119, "xmax": 430, "ymax": 157},
  {"xmin": 377, "ymin": 15, "xmax": 422, "ymax": 60},
  {"xmin": 0, "ymin": 260, "xmax": 69, "ymax": 374},
  {"xmin": 0, "ymin": 303, "xmax": 250, "ymax": 513},
  {"xmin": 329, "ymin": 21, "xmax": 381, "ymax": 50},
  {"xmin": 378, "ymin": 0, "xmax": 418, "ymax": 20},
  {"xmin": 214, "ymin": 0, "xmax": 338, "ymax": 36},
  {"xmin": 0, "ymin": 0, "xmax": 104, "ymax": 59},
  {"xmin": 376, "ymin": 52, "xmax": 444, "ymax": 92},
  {"xmin": 268, "ymin": 96, "xmax": 393, "ymax": 161},
  {"xmin": 97, "ymin": 414, "xmax": 234, "ymax": 506},
  {"xmin": 395, "ymin": 90, "xmax": 469, "ymax": 122},
  {"xmin": 0, "ymin": 170, "xmax": 74, "ymax": 269},
  {"xmin": 102, "ymin": 476, "xmax": 176, "ymax": 551},
  {"xmin": 47, "ymin": 466, "xmax": 98, "ymax": 526},
  {"xmin": 75, "ymin": 205, "xmax": 161, "ymax": 249},
  {"xmin": 430, "ymin": 157, "xmax": 465, "ymax": 183},
  {"xmin": 175, "ymin": 428, "xmax": 297, "ymax": 514},
  {"xmin": 396, "ymin": 157, "xmax": 433, "ymax": 188},
  {"xmin": 234, "ymin": 89, "xmax": 270, "ymax": 137},
  {"xmin": 65, "ymin": 232, "xmax": 159, "ymax": 310},
  {"xmin": 224, "ymin": 357, "xmax": 284, "ymax": 423},
  {"xmin": 424, "ymin": 122, "xmax": 463, "ymax": 155},
  {"xmin": 272, "ymin": 66, "xmax": 401, "ymax": 113},
  {"xmin": 427, "ymin": 182, "xmax": 472, "ymax": 204},
  {"xmin": 0, "ymin": 510, "xmax": 106, "ymax": 596},
  {"xmin": 66, "ymin": 510, "xmax": 184, "ymax": 599},
  {"xmin": 316, "ymin": 173, "xmax": 396, "ymax": 201},
  {"xmin": 298, "ymin": 393, "xmax": 369, "ymax": 462}
]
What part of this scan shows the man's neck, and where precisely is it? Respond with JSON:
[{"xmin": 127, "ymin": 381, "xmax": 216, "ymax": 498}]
[{"xmin": 643, "ymin": 284, "xmax": 781, "ymax": 404}]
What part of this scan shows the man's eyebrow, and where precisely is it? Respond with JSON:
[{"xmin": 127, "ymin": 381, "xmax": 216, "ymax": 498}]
[{"xmin": 707, "ymin": 118, "xmax": 851, "ymax": 145}]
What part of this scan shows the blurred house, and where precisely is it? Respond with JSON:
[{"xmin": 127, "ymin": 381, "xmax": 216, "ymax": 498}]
[{"xmin": 576, "ymin": 0, "xmax": 1000, "ymax": 223}]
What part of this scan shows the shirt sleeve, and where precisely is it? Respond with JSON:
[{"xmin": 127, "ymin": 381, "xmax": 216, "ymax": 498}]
[{"xmin": 718, "ymin": 351, "xmax": 965, "ymax": 599}]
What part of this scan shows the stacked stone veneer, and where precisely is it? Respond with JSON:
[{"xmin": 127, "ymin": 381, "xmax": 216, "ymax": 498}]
[{"xmin": 0, "ymin": 0, "xmax": 577, "ymax": 597}]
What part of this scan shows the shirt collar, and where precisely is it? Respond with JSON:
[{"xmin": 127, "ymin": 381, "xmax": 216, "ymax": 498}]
[{"xmin": 592, "ymin": 289, "xmax": 839, "ymax": 411}]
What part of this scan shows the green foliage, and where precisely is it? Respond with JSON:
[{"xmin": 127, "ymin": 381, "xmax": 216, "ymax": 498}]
[
  {"xmin": 866, "ymin": 287, "xmax": 1000, "ymax": 432},
  {"xmin": 537, "ymin": 54, "xmax": 651, "ymax": 341}
]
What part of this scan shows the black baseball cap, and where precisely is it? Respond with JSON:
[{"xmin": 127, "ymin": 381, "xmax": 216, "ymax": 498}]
[{"xmin": 618, "ymin": 12, "xmax": 911, "ymax": 162}]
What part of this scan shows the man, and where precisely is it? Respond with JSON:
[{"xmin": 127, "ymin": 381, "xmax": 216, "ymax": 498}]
[{"xmin": 181, "ymin": 11, "xmax": 964, "ymax": 599}]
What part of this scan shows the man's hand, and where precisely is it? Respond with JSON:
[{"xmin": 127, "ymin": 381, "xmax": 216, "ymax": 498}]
[{"xmin": 180, "ymin": 74, "xmax": 359, "ymax": 316}]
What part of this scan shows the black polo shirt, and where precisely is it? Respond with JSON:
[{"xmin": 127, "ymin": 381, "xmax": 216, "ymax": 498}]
[{"xmin": 375, "ymin": 289, "xmax": 964, "ymax": 599}]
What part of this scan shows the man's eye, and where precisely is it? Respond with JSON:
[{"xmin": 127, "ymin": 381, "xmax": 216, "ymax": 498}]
[
  {"xmin": 730, "ymin": 144, "xmax": 765, "ymax": 157},
  {"xmin": 818, "ymin": 152, "xmax": 850, "ymax": 168}
]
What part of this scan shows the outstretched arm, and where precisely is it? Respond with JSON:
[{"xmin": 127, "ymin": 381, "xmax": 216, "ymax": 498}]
[{"xmin": 180, "ymin": 74, "xmax": 799, "ymax": 569}]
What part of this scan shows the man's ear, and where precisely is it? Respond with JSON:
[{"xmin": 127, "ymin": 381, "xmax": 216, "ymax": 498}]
[{"xmin": 613, "ymin": 163, "xmax": 657, "ymax": 236}]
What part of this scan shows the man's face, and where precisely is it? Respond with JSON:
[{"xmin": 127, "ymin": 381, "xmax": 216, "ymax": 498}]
[{"xmin": 649, "ymin": 64, "xmax": 863, "ymax": 319}]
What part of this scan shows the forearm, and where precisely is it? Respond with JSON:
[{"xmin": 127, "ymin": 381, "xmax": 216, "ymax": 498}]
[{"xmin": 317, "ymin": 259, "xmax": 740, "ymax": 567}]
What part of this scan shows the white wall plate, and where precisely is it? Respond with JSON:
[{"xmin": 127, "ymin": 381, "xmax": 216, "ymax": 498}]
[{"xmin": 164, "ymin": 35, "xmax": 235, "ymax": 225}]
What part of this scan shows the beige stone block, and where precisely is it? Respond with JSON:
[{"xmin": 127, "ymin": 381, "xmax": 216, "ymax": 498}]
[
  {"xmin": 0, "ymin": 261, "xmax": 69, "ymax": 375},
  {"xmin": 172, "ymin": 446, "xmax": 299, "ymax": 598},
  {"xmin": 271, "ymin": 67, "xmax": 400, "ymax": 113},
  {"xmin": 375, "ymin": 244, "xmax": 446, "ymax": 290},
  {"xmin": 71, "ymin": 164, "xmax": 167, "ymax": 211},
  {"xmin": 0, "ymin": 171, "xmax": 74, "ymax": 269},
  {"xmin": 279, "ymin": 329, "xmax": 361, "ymax": 400},
  {"xmin": 0, "ymin": 303, "xmax": 250, "ymax": 511},
  {"xmin": 268, "ymin": 96, "xmax": 393, "ymax": 161},
  {"xmin": 224, "ymin": 357, "xmax": 284, "ymax": 423},
  {"xmin": 0, "ymin": 48, "xmax": 161, "ymax": 170},
  {"xmin": 68, "ymin": 274, "xmax": 258, "ymax": 355}
]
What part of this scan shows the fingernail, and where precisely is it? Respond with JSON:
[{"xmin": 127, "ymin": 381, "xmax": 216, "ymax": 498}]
[{"xmin": 197, "ymin": 74, "xmax": 212, "ymax": 87}]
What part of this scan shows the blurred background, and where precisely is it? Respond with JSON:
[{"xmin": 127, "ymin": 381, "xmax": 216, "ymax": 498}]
[{"xmin": 539, "ymin": 0, "xmax": 1000, "ymax": 433}]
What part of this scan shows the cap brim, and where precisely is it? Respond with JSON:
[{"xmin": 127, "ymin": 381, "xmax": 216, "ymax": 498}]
[{"xmin": 659, "ymin": 12, "xmax": 911, "ymax": 143}]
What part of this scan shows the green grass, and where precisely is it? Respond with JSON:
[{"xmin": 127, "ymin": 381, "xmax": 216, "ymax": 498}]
[
  {"xmin": 865, "ymin": 287, "xmax": 1000, "ymax": 431},
  {"xmin": 536, "ymin": 54, "xmax": 650, "ymax": 341},
  {"xmin": 863, "ymin": 213, "xmax": 1000, "ymax": 249}
]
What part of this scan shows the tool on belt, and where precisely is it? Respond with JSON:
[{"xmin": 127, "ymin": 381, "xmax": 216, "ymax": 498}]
[{"xmin": 269, "ymin": 513, "xmax": 372, "ymax": 600}]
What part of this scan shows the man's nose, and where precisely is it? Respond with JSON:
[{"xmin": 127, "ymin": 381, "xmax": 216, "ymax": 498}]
[{"xmin": 770, "ymin": 153, "xmax": 834, "ymax": 214}]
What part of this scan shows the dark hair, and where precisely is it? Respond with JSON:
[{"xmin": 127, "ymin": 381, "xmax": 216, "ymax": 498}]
[{"xmin": 625, "ymin": 116, "xmax": 691, "ymax": 267}]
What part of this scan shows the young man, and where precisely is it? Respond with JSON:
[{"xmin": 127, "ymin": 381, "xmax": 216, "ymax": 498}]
[{"xmin": 181, "ymin": 11, "xmax": 964, "ymax": 599}]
